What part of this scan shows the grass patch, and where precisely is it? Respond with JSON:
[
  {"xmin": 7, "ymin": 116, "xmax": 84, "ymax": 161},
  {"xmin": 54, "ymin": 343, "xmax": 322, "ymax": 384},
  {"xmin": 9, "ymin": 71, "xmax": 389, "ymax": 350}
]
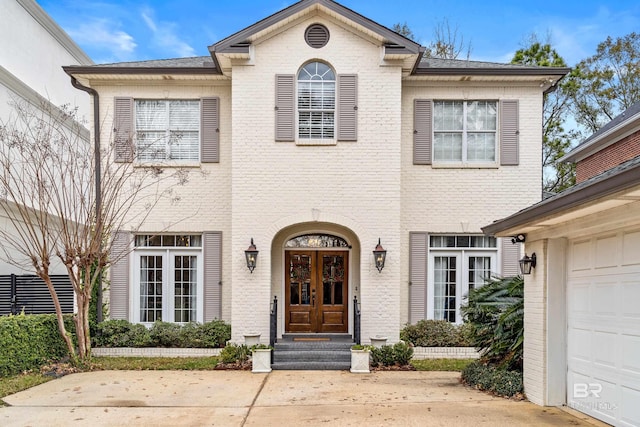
[
  {"xmin": 91, "ymin": 356, "xmax": 219, "ymax": 371},
  {"xmin": 0, "ymin": 373, "xmax": 53, "ymax": 401},
  {"xmin": 411, "ymin": 358, "xmax": 474, "ymax": 372}
]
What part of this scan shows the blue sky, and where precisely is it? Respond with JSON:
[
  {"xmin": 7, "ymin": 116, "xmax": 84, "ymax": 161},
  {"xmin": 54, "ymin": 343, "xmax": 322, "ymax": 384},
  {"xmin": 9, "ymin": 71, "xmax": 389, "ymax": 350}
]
[{"xmin": 38, "ymin": 0, "xmax": 640, "ymax": 66}]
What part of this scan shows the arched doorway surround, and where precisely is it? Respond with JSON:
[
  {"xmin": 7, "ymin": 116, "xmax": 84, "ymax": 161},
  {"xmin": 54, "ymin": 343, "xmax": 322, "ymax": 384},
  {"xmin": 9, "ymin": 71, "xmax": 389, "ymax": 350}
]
[{"xmin": 271, "ymin": 222, "xmax": 361, "ymax": 336}]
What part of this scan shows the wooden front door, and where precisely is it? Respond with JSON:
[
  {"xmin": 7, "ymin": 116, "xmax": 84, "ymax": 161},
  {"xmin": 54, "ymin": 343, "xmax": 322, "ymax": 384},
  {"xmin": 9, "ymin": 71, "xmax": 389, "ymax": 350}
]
[{"xmin": 285, "ymin": 250, "xmax": 348, "ymax": 333}]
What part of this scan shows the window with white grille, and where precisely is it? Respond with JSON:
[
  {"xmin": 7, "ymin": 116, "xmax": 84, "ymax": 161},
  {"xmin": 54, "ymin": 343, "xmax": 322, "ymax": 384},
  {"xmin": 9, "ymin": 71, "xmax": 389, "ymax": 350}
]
[
  {"xmin": 297, "ymin": 62, "xmax": 335, "ymax": 139},
  {"xmin": 135, "ymin": 100, "xmax": 200, "ymax": 161},
  {"xmin": 433, "ymin": 100, "xmax": 497, "ymax": 163}
]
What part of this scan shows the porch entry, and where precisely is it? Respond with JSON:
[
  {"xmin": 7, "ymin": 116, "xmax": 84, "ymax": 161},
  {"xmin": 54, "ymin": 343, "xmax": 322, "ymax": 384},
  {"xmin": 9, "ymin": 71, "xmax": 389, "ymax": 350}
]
[{"xmin": 285, "ymin": 240, "xmax": 349, "ymax": 333}]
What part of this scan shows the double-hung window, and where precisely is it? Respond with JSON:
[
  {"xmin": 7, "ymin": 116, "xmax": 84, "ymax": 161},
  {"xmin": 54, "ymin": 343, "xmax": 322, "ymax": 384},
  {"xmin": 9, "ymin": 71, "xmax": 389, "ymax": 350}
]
[
  {"xmin": 135, "ymin": 100, "xmax": 200, "ymax": 162},
  {"xmin": 133, "ymin": 234, "xmax": 203, "ymax": 324},
  {"xmin": 433, "ymin": 100, "xmax": 497, "ymax": 164},
  {"xmin": 297, "ymin": 62, "xmax": 335, "ymax": 139},
  {"xmin": 428, "ymin": 235, "xmax": 497, "ymax": 323}
]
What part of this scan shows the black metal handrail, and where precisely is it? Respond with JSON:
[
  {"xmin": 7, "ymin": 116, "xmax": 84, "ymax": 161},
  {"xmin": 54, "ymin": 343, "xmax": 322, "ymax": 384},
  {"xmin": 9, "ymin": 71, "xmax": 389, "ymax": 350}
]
[
  {"xmin": 353, "ymin": 296, "xmax": 361, "ymax": 345},
  {"xmin": 270, "ymin": 296, "xmax": 278, "ymax": 347}
]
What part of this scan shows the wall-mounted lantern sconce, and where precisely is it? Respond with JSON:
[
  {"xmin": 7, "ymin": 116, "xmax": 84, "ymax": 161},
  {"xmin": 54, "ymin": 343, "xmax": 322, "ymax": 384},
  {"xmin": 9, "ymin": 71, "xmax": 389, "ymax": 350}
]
[
  {"xmin": 519, "ymin": 253, "xmax": 536, "ymax": 275},
  {"xmin": 245, "ymin": 238, "xmax": 258, "ymax": 273},
  {"xmin": 373, "ymin": 238, "xmax": 387, "ymax": 273}
]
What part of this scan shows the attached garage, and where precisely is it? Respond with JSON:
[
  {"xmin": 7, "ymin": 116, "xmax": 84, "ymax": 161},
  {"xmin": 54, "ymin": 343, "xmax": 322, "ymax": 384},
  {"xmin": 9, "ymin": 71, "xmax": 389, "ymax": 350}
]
[
  {"xmin": 482, "ymin": 152, "xmax": 640, "ymax": 425},
  {"xmin": 566, "ymin": 232, "xmax": 640, "ymax": 426}
]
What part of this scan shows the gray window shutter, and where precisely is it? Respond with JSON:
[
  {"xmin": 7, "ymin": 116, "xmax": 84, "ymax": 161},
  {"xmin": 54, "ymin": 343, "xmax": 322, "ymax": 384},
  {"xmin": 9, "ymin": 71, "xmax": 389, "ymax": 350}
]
[
  {"xmin": 109, "ymin": 231, "xmax": 130, "ymax": 320},
  {"xmin": 409, "ymin": 232, "xmax": 428, "ymax": 324},
  {"xmin": 500, "ymin": 99, "xmax": 519, "ymax": 165},
  {"xmin": 275, "ymin": 74, "xmax": 295, "ymax": 141},
  {"xmin": 203, "ymin": 231, "xmax": 222, "ymax": 321},
  {"xmin": 201, "ymin": 97, "xmax": 220, "ymax": 163},
  {"xmin": 414, "ymin": 99, "xmax": 432, "ymax": 165},
  {"xmin": 337, "ymin": 74, "xmax": 357, "ymax": 141},
  {"xmin": 501, "ymin": 238, "xmax": 521, "ymax": 277},
  {"xmin": 114, "ymin": 97, "xmax": 134, "ymax": 163}
]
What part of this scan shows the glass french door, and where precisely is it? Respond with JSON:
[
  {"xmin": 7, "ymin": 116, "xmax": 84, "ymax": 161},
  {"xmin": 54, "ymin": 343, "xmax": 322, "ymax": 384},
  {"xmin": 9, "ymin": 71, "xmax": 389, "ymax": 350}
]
[
  {"xmin": 428, "ymin": 252, "xmax": 495, "ymax": 323},
  {"xmin": 285, "ymin": 250, "xmax": 348, "ymax": 333}
]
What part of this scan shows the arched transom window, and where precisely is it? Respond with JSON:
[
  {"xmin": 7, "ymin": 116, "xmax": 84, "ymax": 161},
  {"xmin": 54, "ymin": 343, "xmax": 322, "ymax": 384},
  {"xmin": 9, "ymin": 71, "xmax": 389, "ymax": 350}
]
[{"xmin": 297, "ymin": 62, "xmax": 335, "ymax": 139}]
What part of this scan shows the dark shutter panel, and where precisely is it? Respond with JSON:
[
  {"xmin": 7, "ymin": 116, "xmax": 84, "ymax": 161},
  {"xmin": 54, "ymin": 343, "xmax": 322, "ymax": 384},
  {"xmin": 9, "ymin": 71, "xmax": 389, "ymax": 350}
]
[
  {"xmin": 501, "ymin": 238, "xmax": 521, "ymax": 277},
  {"xmin": 500, "ymin": 99, "xmax": 519, "ymax": 165},
  {"xmin": 114, "ymin": 97, "xmax": 134, "ymax": 163},
  {"xmin": 275, "ymin": 74, "xmax": 295, "ymax": 141},
  {"xmin": 109, "ymin": 231, "xmax": 130, "ymax": 320},
  {"xmin": 203, "ymin": 231, "xmax": 222, "ymax": 321},
  {"xmin": 414, "ymin": 99, "xmax": 432, "ymax": 165},
  {"xmin": 409, "ymin": 232, "xmax": 428, "ymax": 324},
  {"xmin": 337, "ymin": 74, "xmax": 357, "ymax": 141},
  {"xmin": 201, "ymin": 97, "xmax": 220, "ymax": 163}
]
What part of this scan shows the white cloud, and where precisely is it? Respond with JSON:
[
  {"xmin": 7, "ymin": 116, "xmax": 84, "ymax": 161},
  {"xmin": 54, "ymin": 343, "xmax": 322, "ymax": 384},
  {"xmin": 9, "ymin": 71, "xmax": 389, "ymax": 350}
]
[
  {"xmin": 140, "ymin": 7, "xmax": 196, "ymax": 58},
  {"xmin": 68, "ymin": 19, "xmax": 136, "ymax": 62}
]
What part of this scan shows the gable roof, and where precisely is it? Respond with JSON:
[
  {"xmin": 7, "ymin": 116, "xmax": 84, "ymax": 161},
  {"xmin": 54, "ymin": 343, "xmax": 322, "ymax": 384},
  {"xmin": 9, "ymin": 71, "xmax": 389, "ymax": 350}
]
[
  {"xmin": 482, "ymin": 155, "xmax": 640, "ymax": 237},
  {"xmin": 561, "ymin": 101, "xmax": 640, "ymax": 163},
  {"xmin": 210, "ymin": 0, "xmax": 422, "ymax": 57}
]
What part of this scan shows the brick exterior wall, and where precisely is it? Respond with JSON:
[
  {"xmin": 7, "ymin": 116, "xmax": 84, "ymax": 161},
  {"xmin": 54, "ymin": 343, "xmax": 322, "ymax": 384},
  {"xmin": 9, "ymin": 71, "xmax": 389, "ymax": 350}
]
[
  {"xmin": 91, "ymin": 8, "xmax": 547, "ymax": 345},
  {"xmin": 576, "ymin": 130, "xmax": 640, "ymax": 182}
]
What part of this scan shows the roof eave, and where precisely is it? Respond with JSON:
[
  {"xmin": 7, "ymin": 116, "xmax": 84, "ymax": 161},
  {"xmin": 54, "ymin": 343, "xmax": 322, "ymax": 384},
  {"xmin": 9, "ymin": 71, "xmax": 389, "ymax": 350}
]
[
  {"xmin": 63, "ymin": 65, "xmax": 221, "ymax": 76},
  {"xmin": 413, "ymin": 66, "xmax": 571, "ymax": 76},
  {"xmin": 482, "ymin": 161, "xmax": 640, "ymax": 236}
]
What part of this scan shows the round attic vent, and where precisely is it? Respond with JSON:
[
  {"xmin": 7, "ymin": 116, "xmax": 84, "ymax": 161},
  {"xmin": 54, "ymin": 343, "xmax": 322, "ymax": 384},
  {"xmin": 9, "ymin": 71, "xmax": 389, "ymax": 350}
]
[{"xmin": 305, "ymin": 24, "xmax": 329, "ymax": 48}]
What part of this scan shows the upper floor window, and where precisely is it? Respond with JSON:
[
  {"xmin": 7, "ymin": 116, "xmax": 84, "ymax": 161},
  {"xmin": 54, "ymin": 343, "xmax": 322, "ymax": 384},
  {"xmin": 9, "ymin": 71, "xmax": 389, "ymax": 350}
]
[
  {"xmin": 297, "ymin": 62, "xmax": 335, "ymax": 139},
  {"xmin": 433, "ymin": 100, "xmax": 497, "ymax": 164},
  {"xmin": 135, "ymin": 100, "xmax": 200, "ymax": 162}
]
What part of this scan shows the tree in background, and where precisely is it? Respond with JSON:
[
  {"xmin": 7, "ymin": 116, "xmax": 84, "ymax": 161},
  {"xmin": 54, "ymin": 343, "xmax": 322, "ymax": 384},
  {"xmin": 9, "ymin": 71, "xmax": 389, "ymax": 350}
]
[
  {"xmin": 0, "ymin": 100, "xmax": 188, "ymax": 362},
  {"xmin": 392, "ymin": 19, "xmax": 471, "ymax": 59},
  {"xmin": 512, "ymin": 38, "xmax": 577, "ymax": 193},
  {"xmin": 568, "ymin": 32, "xmax": 640, "ymax": 133},
  {"xmin": 392, "ymin": 22, "xmax": 415, "ymax": 41}
]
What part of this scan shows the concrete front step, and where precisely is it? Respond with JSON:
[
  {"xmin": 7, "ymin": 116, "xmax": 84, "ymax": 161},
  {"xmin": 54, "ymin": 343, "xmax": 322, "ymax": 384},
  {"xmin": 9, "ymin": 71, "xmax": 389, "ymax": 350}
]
[
  {"xmin": 272, "ymin": 334, "xmax": 354, "ymax": 370},
  {"xmin": 271, "ymin": 361, "xmax": 351, "ymax": 370},
  {"xmin": 273, "ymin": 350, "xmax": 351, "ymax": 363}
]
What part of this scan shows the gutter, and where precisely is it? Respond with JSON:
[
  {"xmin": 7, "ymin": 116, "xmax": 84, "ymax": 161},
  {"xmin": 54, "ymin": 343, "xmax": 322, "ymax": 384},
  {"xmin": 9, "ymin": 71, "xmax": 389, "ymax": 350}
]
[{"xmin": 69, "ymin": 76, "xmax": 103, "ymax": 323}]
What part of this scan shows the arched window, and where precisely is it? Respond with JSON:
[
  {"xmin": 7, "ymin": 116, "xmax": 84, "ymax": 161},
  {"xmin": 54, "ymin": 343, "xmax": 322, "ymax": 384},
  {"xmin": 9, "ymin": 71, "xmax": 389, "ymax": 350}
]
[{"xmin": 297, "ymin": 62, "xmax": 335, "ymax": 139}]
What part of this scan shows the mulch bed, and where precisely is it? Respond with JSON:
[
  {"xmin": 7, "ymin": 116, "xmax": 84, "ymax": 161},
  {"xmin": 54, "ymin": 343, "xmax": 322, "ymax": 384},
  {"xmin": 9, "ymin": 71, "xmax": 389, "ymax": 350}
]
[{"xmin": 370, "ymin": 364, "xmax": 416, "ymax": 371}]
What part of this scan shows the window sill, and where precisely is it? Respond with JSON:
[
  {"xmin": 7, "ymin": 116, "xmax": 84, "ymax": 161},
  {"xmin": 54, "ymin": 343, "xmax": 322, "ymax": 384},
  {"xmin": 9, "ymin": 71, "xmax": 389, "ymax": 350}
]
[
  {"xmin": 133, "ymin": 161, "xmax": 202, "ymax": 169},
  {"xmin": 296, "ymin": 138, "xmax": 337, "ymax": 146},
  {"xmin": 430, "ymin": 162, "xmax": 499, "ymax": 169}
]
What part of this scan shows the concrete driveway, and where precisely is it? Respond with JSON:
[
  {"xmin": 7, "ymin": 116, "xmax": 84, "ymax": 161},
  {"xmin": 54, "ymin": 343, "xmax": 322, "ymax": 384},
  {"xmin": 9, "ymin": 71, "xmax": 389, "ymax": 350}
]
[{"xmin": 1, "ymin": 370, "xmax": 606, "ymax": 426}]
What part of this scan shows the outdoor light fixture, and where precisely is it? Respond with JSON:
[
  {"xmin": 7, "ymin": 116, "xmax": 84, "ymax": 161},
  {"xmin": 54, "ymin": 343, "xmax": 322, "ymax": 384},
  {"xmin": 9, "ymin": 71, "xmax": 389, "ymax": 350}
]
[
  {"xmin": 373, "ymin": 238, "xmax": 387, "ymax": 273},
  {"xmin": 519, "ymin": 253, "xmax": 536, "ymax": 275},
  {"xmin": 245, "ymin": 238, "xmax": 258, "ymax": 273}
]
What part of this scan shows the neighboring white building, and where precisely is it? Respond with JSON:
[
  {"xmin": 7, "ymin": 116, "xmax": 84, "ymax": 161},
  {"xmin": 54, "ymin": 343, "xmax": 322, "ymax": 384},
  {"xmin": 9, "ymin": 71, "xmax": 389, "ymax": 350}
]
[
  {"xmin": 484, "ymin": 102, "xmax": 640, "ymax": 426},
  {"xmin": 64, "ymin": 0, "xmax": 567, "ymax": 343},
  {"xmin": 0, "ymin": 0, "xmax": 92, "ymax": 313}
]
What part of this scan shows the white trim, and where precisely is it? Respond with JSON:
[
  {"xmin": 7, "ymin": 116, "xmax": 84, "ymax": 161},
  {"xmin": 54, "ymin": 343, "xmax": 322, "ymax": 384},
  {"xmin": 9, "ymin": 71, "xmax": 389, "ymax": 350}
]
[{"xmin": 16, "ymin": 0, "xmax": 93, "ymax": 65}]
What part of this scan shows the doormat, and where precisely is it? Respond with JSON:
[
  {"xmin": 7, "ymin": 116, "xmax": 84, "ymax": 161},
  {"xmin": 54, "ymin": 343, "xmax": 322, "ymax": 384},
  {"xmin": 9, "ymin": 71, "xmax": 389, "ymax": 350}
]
[{"xmin": 292, "ymin": 337, "xmax": 331, "ymax": 342}]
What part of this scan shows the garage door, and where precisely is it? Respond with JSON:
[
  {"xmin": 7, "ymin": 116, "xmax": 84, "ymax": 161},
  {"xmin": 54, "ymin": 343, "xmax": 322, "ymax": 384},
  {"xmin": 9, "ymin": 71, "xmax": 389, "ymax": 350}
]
[{"xmin": 567, "ymin": 231, "xmax": 640, "ymax": 426}]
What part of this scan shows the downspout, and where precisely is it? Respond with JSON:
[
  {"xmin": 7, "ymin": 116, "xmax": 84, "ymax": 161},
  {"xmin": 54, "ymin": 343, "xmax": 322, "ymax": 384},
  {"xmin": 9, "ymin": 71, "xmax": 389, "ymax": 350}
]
[{"xmin": 69, "ymin": 76, "xmax": 103, "ymax": 323}]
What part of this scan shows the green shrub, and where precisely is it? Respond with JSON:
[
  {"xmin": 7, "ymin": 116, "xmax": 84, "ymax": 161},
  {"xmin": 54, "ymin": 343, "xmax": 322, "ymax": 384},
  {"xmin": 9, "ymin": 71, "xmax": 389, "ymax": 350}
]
[
  {"xmin": 370, "ymin": 342, "xmax": 414, "ymax": 367},
  {"xmin": 219, "ymin": 344, "xmax": 250, "ymax": 364},
  {"xmin": 92, "ymin": 319, "xmax": 230, "ymax": 348},
  {"xmin": 461, "ymin": 360, "xmax": 523, "ymax": 397},
  {"xmin": 400, "ymin": 320, "xmax": 461, "ymax": 347},
  {"xmin": 461, "ymin": 276, "xmax": 524, "ymax": 370},
  {"xmin": 0, "ymin": 314, "xmax": 74, "ymax": 377},
  {"xmin": 456, "ymin": 321, "xmax": 475, "ymax": 347}
]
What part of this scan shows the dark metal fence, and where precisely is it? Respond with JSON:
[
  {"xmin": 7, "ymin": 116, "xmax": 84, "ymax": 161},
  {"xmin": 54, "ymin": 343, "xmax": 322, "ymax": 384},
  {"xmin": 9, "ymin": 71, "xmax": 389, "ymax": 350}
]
[
  {"xmin": 353, "ymin": 296, "xmax": 361, "ymax": 345},
  {"xmin": 0, "ymin": 274, "xmax": 73, "ymax": 315},
  {"xmin": 270, "ymin": 295, "xmax": 278, "ymax": 347}
]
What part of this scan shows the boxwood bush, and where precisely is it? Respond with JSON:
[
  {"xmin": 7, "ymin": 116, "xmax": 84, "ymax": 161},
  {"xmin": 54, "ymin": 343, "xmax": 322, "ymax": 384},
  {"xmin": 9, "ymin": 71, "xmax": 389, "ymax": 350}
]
[
  {"xmin": 461, "ymin": 360, "xmax": 523, "ymax": 397},
  {"xmin": 400, "ymin": 320, "xmax": 471, "ymax": 347},
  {"xmin": 0, "ymin": 314, "xmax": 75, "ymax": 377},
  {"xmin": 370, "ymin": 342, "xmax": 414, "ymax": 367},
  {"xmin": 92, "ymin": 319, "xmax": 230, "ymax": 348}
]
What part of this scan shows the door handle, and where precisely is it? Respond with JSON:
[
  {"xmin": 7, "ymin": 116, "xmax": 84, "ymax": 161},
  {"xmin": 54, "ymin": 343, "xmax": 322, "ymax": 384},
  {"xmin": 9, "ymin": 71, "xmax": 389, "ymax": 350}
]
[{"xmin": 312, "ymin": 289, "xmax": 316, "ymax": 308}]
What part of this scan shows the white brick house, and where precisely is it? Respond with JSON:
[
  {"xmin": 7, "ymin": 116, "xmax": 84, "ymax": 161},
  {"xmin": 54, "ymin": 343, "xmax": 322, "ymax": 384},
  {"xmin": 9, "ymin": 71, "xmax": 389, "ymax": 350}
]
[{"xmin": 63, "ymin": 0, "xmax": 567, "ymax": 343}]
